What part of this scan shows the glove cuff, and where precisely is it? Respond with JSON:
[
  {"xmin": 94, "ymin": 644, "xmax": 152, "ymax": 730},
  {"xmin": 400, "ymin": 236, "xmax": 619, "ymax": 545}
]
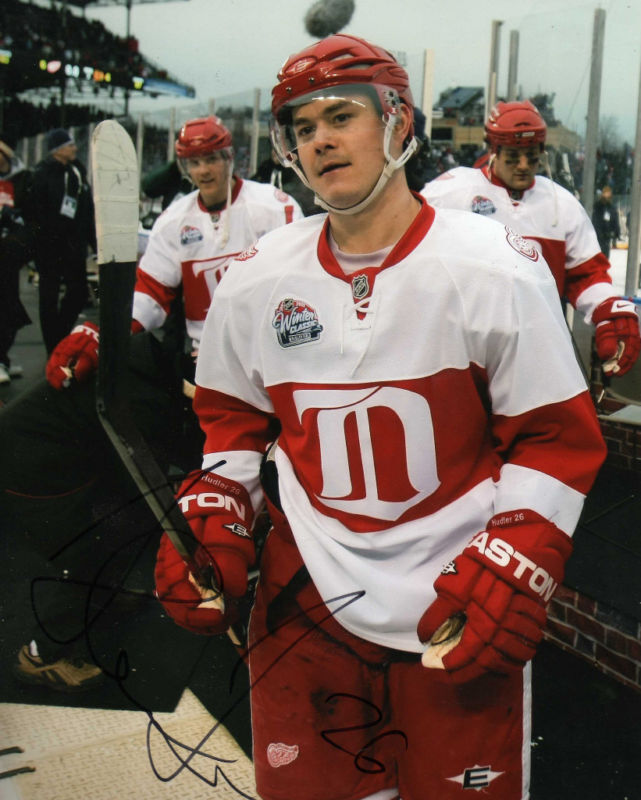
[
  {"xmin": 592, "ymin": 296, "xmax": 638, "ymax": 323},
  {"xmin": 466, "ymin": 509, "xmax": 572, "ymax": 603}
]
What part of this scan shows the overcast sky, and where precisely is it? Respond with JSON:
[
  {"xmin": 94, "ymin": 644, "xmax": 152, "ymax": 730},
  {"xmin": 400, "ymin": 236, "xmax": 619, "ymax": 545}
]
[{"xmin": 82, "ymin": 0, "xmax": 641, "ymax": 143}]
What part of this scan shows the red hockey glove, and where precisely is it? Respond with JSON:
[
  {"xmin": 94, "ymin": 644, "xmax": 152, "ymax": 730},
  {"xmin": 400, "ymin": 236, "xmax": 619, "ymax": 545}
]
[
  {"xmin": 154, "ymin": 470, "xmax": 256, "ymax": 635},
  {"xmin": 46, "ymin": 321, "xmax": 100, "ymax": 389},
  {"xmin": 418, "ymin": 510, "xmax": 572, "ymax": 684},
  {"xmin": 592, "ymin": 297, "xmax": 641, "ymax": 376}
]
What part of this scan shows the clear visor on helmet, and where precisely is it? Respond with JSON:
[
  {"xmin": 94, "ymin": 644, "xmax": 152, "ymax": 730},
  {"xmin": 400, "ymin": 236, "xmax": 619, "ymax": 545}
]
[
  {"xmin": 271, "ymin": 83, "xmax": 401, "ymax": 168},
  {"xmin": 177, "ymin": 147, "xmax": 233, "ymax": 180}
]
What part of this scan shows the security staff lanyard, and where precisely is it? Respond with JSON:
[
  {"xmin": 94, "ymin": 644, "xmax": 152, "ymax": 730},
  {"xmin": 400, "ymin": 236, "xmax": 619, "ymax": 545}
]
[{"xmin": 60, "ymin": 164, "xmax": 82, "ymax": 219}]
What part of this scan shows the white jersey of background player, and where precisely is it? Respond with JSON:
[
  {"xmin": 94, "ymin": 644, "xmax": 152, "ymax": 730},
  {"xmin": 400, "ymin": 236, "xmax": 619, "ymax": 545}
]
[
  {"xmin": 422, "ymin": 100, "xmax": 640, "ymax": 376},
  {"xmin": 154, "ymin": 37, "xmax": 606, "ymax": 800},
  {"xmin": 45, "ymin": 115, "xmax": 302, "ymax": 389},
  {"xmin": 133, "ymin": 115, "xmax": 303, "ymax": 351}
]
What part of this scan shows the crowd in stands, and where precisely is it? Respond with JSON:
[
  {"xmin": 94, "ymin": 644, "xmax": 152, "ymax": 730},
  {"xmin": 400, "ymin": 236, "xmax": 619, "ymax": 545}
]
[
  {"xmin": 1, "ymin": 0, "xmax": 156, "ymax": 81},
  {"xmin": 1, "ymin": 0, "xmax": 187, "ymax": 140},
  {"xmin": 0, "ymin": 1, "xmax": 636, "ymax": 216}
]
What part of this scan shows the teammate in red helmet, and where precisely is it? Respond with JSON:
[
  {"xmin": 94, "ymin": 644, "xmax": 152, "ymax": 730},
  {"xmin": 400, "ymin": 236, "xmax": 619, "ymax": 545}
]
[
  {"xmin": 155, "ymin": 38, "xmax": 606, "ymax": 800},
  {"xmin": 423, "ymin": 100, "xmax": 640, "ymax": 378},
  {"xmin": 45, "ymin": 115, "xmax": 303, "ymax": 386}
]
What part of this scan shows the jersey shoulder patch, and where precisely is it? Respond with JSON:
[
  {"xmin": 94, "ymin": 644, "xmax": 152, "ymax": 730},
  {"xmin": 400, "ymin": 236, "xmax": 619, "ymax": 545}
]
[{"xmin": 505, "ymin": 226, "xmax": 539, "ymax": 262}]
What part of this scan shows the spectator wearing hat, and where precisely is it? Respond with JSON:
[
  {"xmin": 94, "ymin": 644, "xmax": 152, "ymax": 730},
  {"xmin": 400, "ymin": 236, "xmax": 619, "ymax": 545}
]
[
  {"xmin": 32, "ymin": 128, "xmax": 96, "ymax": 354},
  {"xmin": 0, "ymin": 131, "xmax": 34, "ymax": 384},
  {"xmin": 592, "ymin": 185, "xmax": 621, "ymax": 259}
]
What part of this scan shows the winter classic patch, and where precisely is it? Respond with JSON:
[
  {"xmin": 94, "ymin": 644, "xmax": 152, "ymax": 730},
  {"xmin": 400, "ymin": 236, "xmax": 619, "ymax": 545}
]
[
  {"xmin": 471, "ymin": 195, "xmax": 496, "ymax": 215},
  {"xmin": 273, "ymin": 298, "xmax": 323, "ymax": 348},
  {"xmin": 180, "ymin": 225, "xmax": 204, "ymax": 245}
]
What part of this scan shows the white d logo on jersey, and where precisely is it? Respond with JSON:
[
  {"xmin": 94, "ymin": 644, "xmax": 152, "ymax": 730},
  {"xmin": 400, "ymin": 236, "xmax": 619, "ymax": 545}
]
[{"xmin": 293, "ymin": 386, "xmax": 440, "ymax": 521}]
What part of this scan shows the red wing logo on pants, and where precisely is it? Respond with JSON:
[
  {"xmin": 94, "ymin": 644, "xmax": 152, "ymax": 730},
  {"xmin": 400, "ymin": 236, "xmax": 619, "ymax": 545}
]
[{"xmin": 267, "ymin": 742, "xmax": 300, "ymax": 768}]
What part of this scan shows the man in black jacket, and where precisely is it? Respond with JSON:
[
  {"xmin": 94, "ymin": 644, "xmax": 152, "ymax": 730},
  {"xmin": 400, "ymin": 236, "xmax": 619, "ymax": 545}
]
[
  {"xmin": 33, "ymin": 128, "xmax": 96, "ymax": 354},
  {"xmin": 592, "ymin": 185, "xmax": 621, "ymax": 259},
  {"xmin": 0, "ymin": 130, "xmax": 33, "ymax": 383}
]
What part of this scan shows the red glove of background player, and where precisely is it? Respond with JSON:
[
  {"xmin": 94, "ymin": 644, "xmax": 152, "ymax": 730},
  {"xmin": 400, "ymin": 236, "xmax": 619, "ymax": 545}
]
[
  {"xmin": 45, "ymin": 321, "xmax": 100, "ymax": 389},
  {"xmin": 154, "ymin": 470, "xmax": 256, "ymax": 635},
  {"xmin": 45, "ymin": 318, "xmax": 145, "ymax": 389},
  {"xmin": 592, "ymin": 297, "xmax": 641, "ymax": 376},
  {"xmin": 418, "ymin": 510, "xmax": 572, "ymax": 684}
]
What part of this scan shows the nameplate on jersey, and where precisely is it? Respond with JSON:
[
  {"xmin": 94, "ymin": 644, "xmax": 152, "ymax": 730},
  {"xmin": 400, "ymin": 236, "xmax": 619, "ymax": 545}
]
[{"xmin": 273, "ymin": 298, "xmax": 323, "ymax": 348}]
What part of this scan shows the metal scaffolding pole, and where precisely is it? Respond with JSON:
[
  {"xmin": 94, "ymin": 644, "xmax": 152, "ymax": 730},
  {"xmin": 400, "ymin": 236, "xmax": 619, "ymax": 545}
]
[
  {"xmin": 507, "ymin": 30, "xmax": 519, "ymax": 101},
  {"xmin": 624, "ymin": 46, "xmax": 641, "ymax": 296},
  {"xmin": 486, "ymin": 20, "xmax": 503, "ymax": 116},
  {"xmin": 422, "ymin": 48, "xmax": 435, "ymax": 138},
  {"xmin": 581, "ymin": 8, "xmax": 606, "ymax": 218}
]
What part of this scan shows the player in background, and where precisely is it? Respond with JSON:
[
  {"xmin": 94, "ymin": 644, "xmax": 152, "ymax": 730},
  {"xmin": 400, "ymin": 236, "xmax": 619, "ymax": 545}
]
[
  {"xmin": 3, "ymin": 116, "xmax": 301, "ymax": 693},
  {"xmin": 46, "ymin": 115, "xmax": 303, "ymax": 388},
  {"xmin": 154, "ymin": 35, "xmax": 606, "ymax": 799},
  {"xmin": 421, "ymin": 100, "xmax": 640, "ymax": 378}
]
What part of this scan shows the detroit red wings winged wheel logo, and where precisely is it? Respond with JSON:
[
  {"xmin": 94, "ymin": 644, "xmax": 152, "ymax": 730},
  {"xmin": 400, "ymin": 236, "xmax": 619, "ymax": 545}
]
[
  {"xmin": 505, "ymin": 226, "xmax": 539, "ymax": 261},
  {"xmin": 273, "ymin": 297, "xmax": 323, "ymax": 348},
  {"xmin": 267, "ymin": 742, "xmax": 300, "ymax": 768}
]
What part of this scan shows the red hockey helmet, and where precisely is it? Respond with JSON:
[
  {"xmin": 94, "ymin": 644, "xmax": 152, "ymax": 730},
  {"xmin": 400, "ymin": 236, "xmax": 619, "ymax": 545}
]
[
  {"xmin": 271, "ymin": 34, "xmax": 414, "ymax": 123},
  {"xmin": 175, "ymin": 116, "xmax": 233, "ymax": 159},
  {"xmin": 484, "ymin": 101, "xmax": 547, "ymax": 150}
]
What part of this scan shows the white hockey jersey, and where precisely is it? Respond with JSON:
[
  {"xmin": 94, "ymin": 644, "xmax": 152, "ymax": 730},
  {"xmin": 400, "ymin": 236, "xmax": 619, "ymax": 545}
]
[
  {"xmin": 133, "ymin": 178, "xmax": 303, "ymax": 348},
  {"xmin": 194, "ymin": 199, "xmax": 605, "ymax": 652},
  {"xmin": 421, "ymin": 166, "xmax": 615, "ymax": 321}
]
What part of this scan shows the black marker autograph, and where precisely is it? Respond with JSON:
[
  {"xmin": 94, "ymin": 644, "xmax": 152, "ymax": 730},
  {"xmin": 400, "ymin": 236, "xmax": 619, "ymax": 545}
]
[
  {"xmin": 321, "ymin": 694, "xmax": 408, "ymax": 774},
  {"xmin": 26, "ymin": 467, "xmax": 402, "ymax": 797}
]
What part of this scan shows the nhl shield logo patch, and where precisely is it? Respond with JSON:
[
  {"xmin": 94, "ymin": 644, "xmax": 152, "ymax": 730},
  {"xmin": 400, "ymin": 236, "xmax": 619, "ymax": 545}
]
[
  {"xmin": 273, "ymin": 298, "xmax": 323, "ymax": 348},
  {"xmin": 351, "ymin": 273, "xmax": 369, "ymax": 300}
]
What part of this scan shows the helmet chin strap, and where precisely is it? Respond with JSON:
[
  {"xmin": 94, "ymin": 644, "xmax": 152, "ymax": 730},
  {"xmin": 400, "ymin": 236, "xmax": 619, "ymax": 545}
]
[{"xmin": 288, "ymin": 116, "xmax": 419, "ymax": 216}]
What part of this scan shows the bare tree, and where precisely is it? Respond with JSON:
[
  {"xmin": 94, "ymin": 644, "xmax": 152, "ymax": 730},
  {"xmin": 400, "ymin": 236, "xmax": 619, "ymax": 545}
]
[{"xmin": 598, "ymin": 115, "xmax": 622, "ymax": 151}]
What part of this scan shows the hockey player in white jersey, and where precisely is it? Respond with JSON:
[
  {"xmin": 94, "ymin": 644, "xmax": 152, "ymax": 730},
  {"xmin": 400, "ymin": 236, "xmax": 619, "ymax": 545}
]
[
  {"xmin": 45, "ymin": 115, "xmax": 302, "ymax": 386},
  {"xmin": 421, "ymin": 100, "xmax": 640, "ymax": 377},
  {"xmin": 154, "ymin": 36, "xmax": 606, "ymax": 799}
]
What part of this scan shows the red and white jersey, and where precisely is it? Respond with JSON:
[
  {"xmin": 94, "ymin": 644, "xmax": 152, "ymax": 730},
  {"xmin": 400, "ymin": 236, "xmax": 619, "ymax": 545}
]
[
  {"xmin": 194, "ymin": 199, "xmax": 605, "ymax": 652},
  {"xmin": 133, "ymin": 178, "xmax": 303, "ymax": 349},
  {"xmin": 421, "ymin": 166, "xmax": 615, "ymax": 321}
]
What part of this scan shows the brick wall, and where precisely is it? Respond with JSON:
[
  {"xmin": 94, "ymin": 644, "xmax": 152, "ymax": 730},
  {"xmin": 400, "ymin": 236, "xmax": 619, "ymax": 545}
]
[
  {"xmin": 552, "ymin": 374, "xmax": 641, "ymax": 691},
  {"xmin": 596, "ymin": 394, "xmax": 641, "ymax": 471},
  {"xmin": 545, "ymin": 584, "xmax": 641, "ymax": 693}
]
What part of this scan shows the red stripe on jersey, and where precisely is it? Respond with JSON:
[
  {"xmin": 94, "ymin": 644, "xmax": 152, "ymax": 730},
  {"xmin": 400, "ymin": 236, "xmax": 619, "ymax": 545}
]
[
  {"xmin": 181, "ymin": 254, "xmax": 241, "ymax": 321},
  {"xmin": 523, "ymin": 236, "xmax": 566, "ymax": 296},
  {"xmin": 563, "ymin": 252, "xmax": 613, "ymax": 307},
  {"xmin": 134, "ymin": 266, "xmax": 176, "ymax": 317},
  {"xmin": 285, "ymin": 205, "xmax": 294, "ymax": 224},
  {"xmin": 268, "ymin": 369, "xmax": 498, "ymax": 532},
  {"xmin": 491, "ymin": 390, "xmax": 606, "ymax": 495},
  {"xmin": 523, "ymin": 237, "xmax": 611, "ymax": 303},
  {"xmin": 194, "ymin": 385, "xmax": 277, "ymax": 456},
  {"xmin": 194, "ymin": 373, "xmax": 604, "ymax": 534}
]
